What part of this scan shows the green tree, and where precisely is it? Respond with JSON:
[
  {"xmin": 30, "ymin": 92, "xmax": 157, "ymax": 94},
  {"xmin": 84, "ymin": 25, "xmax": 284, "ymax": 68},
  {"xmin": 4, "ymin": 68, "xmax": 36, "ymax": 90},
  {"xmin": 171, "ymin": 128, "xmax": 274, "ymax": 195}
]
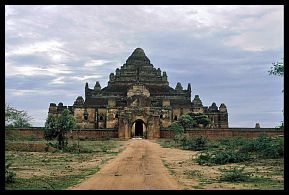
[
  {"xmin": 269, "ymin": 60, "xmax": 284, "ymax": 77},
  {"xmin": 44, "ymin": 114, "xmax": 58, "ymax": 140},
  {"xmin": 189, "ymin": 113, "xmax": 211, "ymax": 127},
  {"xmin": 268, "ymin": 59, "xmax": 284, "ymax": 128},
  {"xmin": 44, "ymin": 109, "xmax": 76, "ymax": 150},
  {"xmin": 177, "ymin": 114, "xmax": 196, "ymax": 133},
  {"xmin": 5, "ymin": 103, "xmax": 32, "ymax": 128},
  {"xmin": 169, "ymin": 121, "xmax": 184, "ymax": 135}
]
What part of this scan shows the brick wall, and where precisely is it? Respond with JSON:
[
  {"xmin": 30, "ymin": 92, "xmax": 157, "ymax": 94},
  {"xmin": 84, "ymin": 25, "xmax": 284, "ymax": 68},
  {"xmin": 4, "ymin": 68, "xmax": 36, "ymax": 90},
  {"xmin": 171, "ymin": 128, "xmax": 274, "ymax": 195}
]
[
  {"xmin": 5, "ymin": 128, "xmax": 118, "ymax": 140},
  {"xmin": 160, "ymin": 128, "xmax": 283, "ymax": 139},
  {"xmin": 5, "ymin": 127, "xmax": 283, "ymax": 140},
  {"xmin": 5, "ymin": 127, "xmax": 45, "ymax": 139},
  {"xmin": 68, "ymin": 129, "xmax": 118, "ymax": 140}
]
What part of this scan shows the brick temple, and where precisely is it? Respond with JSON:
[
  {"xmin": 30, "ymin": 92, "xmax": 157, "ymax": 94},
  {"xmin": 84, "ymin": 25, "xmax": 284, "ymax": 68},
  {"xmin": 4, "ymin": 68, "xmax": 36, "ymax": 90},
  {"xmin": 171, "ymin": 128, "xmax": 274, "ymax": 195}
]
[{"xmin": 48, "ymin": 48, "xmax": 228, "ymax": 139}]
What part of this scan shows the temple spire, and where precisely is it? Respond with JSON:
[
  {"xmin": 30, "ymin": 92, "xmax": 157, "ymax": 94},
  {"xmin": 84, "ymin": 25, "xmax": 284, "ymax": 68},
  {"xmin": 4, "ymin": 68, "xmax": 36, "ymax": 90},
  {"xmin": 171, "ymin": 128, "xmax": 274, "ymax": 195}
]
[{"xmin": 126, "ymin": 48, "xmax": 150, "ymax": 64}]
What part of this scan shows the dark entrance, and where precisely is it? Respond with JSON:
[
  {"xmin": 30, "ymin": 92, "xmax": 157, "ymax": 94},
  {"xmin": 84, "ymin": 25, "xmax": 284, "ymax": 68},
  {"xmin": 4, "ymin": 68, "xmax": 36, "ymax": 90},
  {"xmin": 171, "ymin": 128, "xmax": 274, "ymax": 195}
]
[{"xmin": 135, "ymin": 120, "xmax": 143, "ymax": 137}]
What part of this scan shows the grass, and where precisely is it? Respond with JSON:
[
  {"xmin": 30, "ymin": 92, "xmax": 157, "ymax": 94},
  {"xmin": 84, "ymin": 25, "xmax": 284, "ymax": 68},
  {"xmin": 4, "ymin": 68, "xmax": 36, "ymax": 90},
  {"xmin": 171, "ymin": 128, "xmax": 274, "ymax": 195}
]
[
  {"xmin": 5, "ymin": 167, "xmax": 100, "ymax": 190},
  {"xmin": 184, "ymin": 170, "xmax": 202, "ymax": 178},
  {"xmin": 5, "ymin": 138, "xmax": 127, "ymax": 190},
  {"xmin": 157, "ymin": 135, "xmax": 284, "ymax": 190},
  {"xmin": 192, "ymin": 185, "xmax": 205, "ymax": 189},
  {"xmin": 157, "ymin": 139, "xmax": 178, "ymax": 148},
  {"xmin": 219, "ymin": 166, "xmax": 252, "ymax": 182},
  {"xmin": 161, "ymin": 158, "xmax": 176, "ymax": 176}
]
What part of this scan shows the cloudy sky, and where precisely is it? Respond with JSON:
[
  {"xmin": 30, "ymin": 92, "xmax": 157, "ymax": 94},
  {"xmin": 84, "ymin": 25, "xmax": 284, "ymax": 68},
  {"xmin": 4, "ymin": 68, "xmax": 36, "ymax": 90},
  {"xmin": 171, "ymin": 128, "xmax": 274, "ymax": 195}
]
[{"xmin": 5, "ymin": 5, "xmax": 284, "ymax": 127}]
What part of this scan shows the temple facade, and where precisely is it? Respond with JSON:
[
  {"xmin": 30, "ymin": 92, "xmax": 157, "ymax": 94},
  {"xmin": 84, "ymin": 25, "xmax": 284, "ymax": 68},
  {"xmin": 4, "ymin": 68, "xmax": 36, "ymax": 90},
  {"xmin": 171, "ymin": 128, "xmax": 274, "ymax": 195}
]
[{"xmin": 48, "ymin": 48, "xmax": 228, "ymax": 139}]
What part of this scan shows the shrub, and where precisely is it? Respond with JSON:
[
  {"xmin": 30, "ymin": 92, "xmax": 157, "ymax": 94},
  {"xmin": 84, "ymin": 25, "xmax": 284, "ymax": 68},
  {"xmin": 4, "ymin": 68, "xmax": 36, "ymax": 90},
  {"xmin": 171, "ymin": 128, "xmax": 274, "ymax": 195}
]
[
  {"xmin": 195, "ymin": 150, "xmax": 251, "ymax": 165},
  {"xmin": 173, "ymin": 132, "xmax": 188, "ymax": 145},
  {"xmin": 212, "ymin": 150, "xmax": 251, "ymax": 165},
  {"xmin": 219, "ymin": 166, "xmax": 252, "ymax": 182},
  {"xmin": 240, "ymin": 134, "xmax": 284, "ymax": 158},
  {"xmin": 193, "ymin": 136, "xmax": 208, "ymax": 151},
  {"xmin": 218, "ymin": 137, "xmax": 248, "ymax": 149},
  {"xmin": 169, "ymin": 122, "xmax": 184, "ymax": 135},
  {"xmin": 5, "ymin": 160, "xmax": 16, "ymax": 183},
  {"xmin": 26, "ymin": 134, "xmax": 37, "ymax": 141},
  {"xmin": 195, "ymin": 152, "xmax": 212, "ymax": 165},
  {"xmin": 63, "ymin": 143, "xmax": 94, "ymax": 153},
  {"xmin": 261, "ymin": 143, "xmax": 283, "ymax": 158},
  {"xmin": 176, "ymin": 135, "xmax": 208, "ymax": 151}
]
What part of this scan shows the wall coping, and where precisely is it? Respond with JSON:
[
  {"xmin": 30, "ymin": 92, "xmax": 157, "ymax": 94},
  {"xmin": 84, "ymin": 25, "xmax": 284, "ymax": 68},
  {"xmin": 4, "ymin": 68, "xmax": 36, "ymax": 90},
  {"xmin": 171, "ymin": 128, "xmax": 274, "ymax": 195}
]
[{"xmin": 161, "ymin": 128, "xmax": 283, "ymax": 132}]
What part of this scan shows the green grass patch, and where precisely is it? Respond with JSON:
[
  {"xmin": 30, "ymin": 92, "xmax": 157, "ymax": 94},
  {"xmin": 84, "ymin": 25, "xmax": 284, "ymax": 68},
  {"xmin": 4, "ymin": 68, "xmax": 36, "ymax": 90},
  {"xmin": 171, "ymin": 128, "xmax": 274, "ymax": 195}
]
[
  {"xmin": 5, "ymin": 139, "xmax": 126, "ymax": 190},
  {"xmin": 184, "ymin": 170, "xmax": 202, "ymax": 178},
  {"xmin": 192, "ymin": 185, "xmax": 205, "ymax": 189},
  {"xmin": 161, "ymin": 158, "xmax": 176, "ymax": 176},
  {"xmin": 219, "ymin": 166, "xmax": 252, "ymax": 182},
  {"xmin": 5, "ymin": 166, "xmax": 100, "ymax": 190}
]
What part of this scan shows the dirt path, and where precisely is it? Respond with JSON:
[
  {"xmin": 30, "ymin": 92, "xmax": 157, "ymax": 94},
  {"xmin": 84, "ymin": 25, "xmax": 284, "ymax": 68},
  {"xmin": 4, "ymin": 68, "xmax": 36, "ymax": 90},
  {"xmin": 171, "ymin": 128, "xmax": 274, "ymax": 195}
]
[{"xmin": 69, "ymin": 139, "xmax": 179, "ymax": 190}]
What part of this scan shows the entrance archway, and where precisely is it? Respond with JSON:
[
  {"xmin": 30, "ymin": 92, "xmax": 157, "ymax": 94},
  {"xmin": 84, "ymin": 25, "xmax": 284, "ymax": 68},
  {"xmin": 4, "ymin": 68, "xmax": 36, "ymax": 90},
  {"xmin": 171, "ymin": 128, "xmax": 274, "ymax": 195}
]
[{"xmin": 131, "ymin": 119, "xmax": 146, "ymax": 138}]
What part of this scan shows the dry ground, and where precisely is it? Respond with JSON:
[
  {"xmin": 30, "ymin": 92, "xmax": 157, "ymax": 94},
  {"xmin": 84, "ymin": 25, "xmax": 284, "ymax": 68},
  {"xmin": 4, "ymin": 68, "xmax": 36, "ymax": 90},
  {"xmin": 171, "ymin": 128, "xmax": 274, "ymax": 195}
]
[
  {"xmin": 5, "ymin": 139, "xmax": 130, "ymax": 190},
  {"xmin": 69, "ymin": 139, "xmax": 179, "ymax": 190},
  {"xmin": 155, "ymin": 139, "xmax": 284, "ymax": 190},
  {"xmin": 5, "ymin": 138, "xmax": 283, "ymax": 190}
]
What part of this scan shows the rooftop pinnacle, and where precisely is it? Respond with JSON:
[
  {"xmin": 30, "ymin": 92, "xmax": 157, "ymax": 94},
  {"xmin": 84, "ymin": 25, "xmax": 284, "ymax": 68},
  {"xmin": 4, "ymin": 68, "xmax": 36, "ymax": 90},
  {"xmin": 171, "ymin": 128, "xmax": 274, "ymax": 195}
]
[{"xmin": 126, "ymin": 48, "xmax": 150, "ymax": 64}]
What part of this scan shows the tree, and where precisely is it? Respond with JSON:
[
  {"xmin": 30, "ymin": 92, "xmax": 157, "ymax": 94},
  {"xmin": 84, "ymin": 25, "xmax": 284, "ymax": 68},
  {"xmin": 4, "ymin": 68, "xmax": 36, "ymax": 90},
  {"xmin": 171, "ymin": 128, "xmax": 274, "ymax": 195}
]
[
  {"xmin": 188, "ymin": 113, "xmax": 211, "ymax": 127},
  {"xmin": 269, "ymin": 60, "xmax": 284, "ymax": 77},
  {"xmin": 44, "ymin": 114, "xmax": 58, "ymax": 140},
  {"xmin": 177, "ymin": 114, "xmax": 196, "ymax": 133},
  {"xmin": 169, "ymin": 121, "xmax": 184, "ymax": 135},
  {"xmin": 268, "ymin": 59, "xmax": 284, "ymax": 128},
  {"xmin": 5, "ymin": 103, "xmax": 32, "ymax": 128},
  {"xmin": 44, "ymin": 109, "xmax": 76, "ymax": 150}
]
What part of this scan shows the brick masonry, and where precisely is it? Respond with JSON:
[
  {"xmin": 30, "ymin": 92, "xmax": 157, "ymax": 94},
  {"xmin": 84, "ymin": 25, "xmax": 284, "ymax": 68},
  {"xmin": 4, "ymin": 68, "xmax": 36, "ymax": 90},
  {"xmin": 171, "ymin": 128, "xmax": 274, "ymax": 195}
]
[
  {"xmin": 5, "ymin": 127, "xmax": 283, "ymax": 140},
  {"xmin": 160, "ymin": 128, "xmax": 283, "ymax": 139}
]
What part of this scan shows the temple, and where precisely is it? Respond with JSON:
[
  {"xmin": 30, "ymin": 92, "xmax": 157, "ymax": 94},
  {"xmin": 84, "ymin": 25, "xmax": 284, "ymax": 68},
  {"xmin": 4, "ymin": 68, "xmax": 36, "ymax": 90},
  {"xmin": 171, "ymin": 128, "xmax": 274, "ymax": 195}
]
[{"xmin": 48, "ymin": 48, "xmax": 228, "ymax": 139}]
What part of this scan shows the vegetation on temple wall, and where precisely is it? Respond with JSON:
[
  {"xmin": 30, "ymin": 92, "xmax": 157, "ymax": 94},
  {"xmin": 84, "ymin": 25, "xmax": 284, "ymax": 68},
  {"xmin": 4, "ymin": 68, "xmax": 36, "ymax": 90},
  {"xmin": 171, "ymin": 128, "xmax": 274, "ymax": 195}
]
[
  {"xmin": 177, "ymin": 115, "xmax": 196, "ymax": 133},
  {"xmin": 168, "ymin": 114, "xmax": 211, "ymax": 151},
  {"xmin": 44, "ymin": 109, "xmax": 76, "ymax": 150},
  {"xmin": 168, "ymin": 121, "xmax": 184, "ymax": 134},
  {"xmin": 169, "ymin": 113, "xmax": 211, "ymax": 133},
  {"xmin": 188, "ymin": 113, "xmax": 211, "ymax": 127},
  {"xmin": 5, "ymin": 103, "xmax": 32, "ymax": 128}
]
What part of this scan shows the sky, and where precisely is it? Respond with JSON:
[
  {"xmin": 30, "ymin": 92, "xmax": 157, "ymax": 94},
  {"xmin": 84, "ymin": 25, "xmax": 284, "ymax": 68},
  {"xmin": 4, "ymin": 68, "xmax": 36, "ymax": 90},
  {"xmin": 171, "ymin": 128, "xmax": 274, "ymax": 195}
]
[{"xmin": 5, "ymin": 5, "xmax": 284, "ymax": 127}]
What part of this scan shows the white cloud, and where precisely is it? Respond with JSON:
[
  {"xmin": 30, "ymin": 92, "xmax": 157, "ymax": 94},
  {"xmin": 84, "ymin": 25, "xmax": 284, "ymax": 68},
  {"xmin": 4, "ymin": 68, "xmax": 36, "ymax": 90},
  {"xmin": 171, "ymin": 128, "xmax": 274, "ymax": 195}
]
[
  {"xmin": 5, "ymin": 40, "xmax": 74, "ymax": 62},
  {"xmin": 6, "ymin": 40, "xmax": 62, "ymax": 56},
  {"xmin": 84, "ymin": 59, "xmax": 112, "ymax": 67},
  {"xmin": 8, "ymin": 89, "xmax": 56, "ymax": 96},
  {"xmin": 72, "ymin": 75, "xmax": 103, "ymax": 81},
  {"xmin": 5, "ymin": 63, "xmax": 73, "ymax": 77}
]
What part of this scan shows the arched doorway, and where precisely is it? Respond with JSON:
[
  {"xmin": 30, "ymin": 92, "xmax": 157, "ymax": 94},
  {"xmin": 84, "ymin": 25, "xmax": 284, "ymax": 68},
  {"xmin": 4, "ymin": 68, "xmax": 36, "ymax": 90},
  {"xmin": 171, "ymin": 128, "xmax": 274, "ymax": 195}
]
[{"xmin": 132, "ymin": 119, "xmax": 146, "ymax": 138}]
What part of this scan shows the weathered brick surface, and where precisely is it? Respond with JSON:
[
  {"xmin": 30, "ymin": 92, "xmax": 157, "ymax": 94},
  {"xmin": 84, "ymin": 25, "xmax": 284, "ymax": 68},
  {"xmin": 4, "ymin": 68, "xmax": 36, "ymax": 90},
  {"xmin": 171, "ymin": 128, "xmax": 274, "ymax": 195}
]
[
  {"xmin": 5, "ymin": 127, "xmax": 283, "ymax": 140},
  {"xmin": 160, "ymin": 128, "xmax": 283, "ymax": 139},
  {"xmin": 5, "ymin": 127, "xmax": 45, "ymax": 139},
  {"xmin": 5, "ymin": 128, "xmax": 118, "ymax": 140}
]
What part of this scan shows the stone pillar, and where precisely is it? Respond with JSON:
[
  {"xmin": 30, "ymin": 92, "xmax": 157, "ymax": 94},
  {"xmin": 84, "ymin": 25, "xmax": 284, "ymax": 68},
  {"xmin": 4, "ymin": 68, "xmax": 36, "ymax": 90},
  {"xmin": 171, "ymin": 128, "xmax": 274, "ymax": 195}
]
[
  {"xmin": 255, "ymin": 123, "xmax": 260, "ymax": 128},
  {"xmin": 153, "ymin": 116, "xmax": 160, "ymax": 138},
  {"xmin": 118, "ymin": 118, "xmax": 125, "ymax": 138}
]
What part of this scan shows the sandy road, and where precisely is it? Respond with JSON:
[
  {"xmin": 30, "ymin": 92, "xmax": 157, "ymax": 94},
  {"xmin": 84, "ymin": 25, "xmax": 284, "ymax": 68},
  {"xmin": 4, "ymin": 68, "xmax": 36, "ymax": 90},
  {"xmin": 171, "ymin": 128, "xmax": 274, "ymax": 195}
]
[{"xmin": 69, "ymin": 139, "xmax": 179, "ymax": 190}]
